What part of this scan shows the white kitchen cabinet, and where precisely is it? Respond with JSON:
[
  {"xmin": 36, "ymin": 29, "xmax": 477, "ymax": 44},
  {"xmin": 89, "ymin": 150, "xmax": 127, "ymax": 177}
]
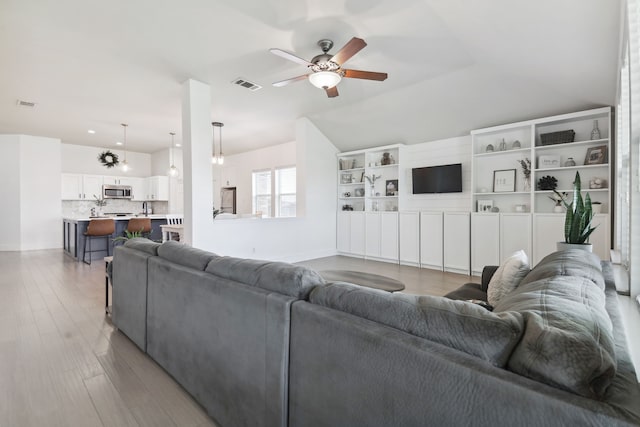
[
  {"xmin": 420, "ymin": 212, "xmax": 443, "ymax": 271},
  {"xmin": 82, "ymin": 175, "xmax": 104, "ymax": 201},
  {"xmin": 103, "ymin": 176, "xmax": 126, "ymax": 185},
  {"xmin": 500, "ymin": 213, "xmax": 532, "ymax": 262},
  {"xmin": 471, "ymin": 213, "xmax": 500, "ymax": 275},
  {"xmin": 444, "ymin": 212, "xmax": 470, "ymax": 275},
  {"xmin": 533, "ymin": 213, "xmax": 609, "ymax": 264},
  {"xmin": 145, "ymin": 176, "xmax": 169, "ymax": 201},
  {"xmin": 118, "ymin": 177, "xmax": 145, "ymax": 201},
  {"xmin": 399, "ymin": 212, "xmax": 420, "ymax": 266},
  {"xmin": 61, "ymin": 174, "xmax": 83, "ymax": 200}
]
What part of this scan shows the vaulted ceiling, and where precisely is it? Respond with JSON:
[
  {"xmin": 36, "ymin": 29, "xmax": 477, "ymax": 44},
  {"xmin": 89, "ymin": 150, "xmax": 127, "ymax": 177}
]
[{"xmin": 0, "ymin": 0, "xmax": 622, "ymax": 155}]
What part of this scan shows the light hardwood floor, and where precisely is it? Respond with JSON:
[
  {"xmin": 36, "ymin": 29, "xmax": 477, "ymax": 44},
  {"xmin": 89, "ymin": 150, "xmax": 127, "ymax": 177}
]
[{"xmin": 0, "ymin": 249, "xmax": 217, "ymax": 427}]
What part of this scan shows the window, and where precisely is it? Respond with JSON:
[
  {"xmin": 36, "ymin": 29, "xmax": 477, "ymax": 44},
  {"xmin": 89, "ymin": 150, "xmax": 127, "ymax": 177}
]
[
  {"xmin": 252, "ymin": 170, "xmax": 271, "ymax": 218},
  {"xmin": 276, "ymin": 167, "xmax": 296, "ymax": 217},
  {"xmin": 252, "ymin": 167, "xmax": 296, "ymax": 217}
]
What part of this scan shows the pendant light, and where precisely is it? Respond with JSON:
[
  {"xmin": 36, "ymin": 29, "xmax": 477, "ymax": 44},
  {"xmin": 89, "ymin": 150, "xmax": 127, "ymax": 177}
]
[
  {"xmin": 121, "ymin": 123, "xmax": 130, "ymax": 172},
  {"xmin": 168, "ymin": 132, "xmax": 179, "ymax": 177},
  {"xmin": 211, "ymin": 121, "xmax": 224, "ymax": 165}
]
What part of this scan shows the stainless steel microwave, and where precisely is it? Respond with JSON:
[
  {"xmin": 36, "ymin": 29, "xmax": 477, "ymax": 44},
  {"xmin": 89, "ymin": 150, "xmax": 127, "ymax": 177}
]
[{"xmin": 103, "ymin": 184, "xmax": 132, "ymax": 199}]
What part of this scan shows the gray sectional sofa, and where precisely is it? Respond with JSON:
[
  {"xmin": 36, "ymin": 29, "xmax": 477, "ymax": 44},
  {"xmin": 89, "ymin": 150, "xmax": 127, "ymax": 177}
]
[{"xmin": 112, "ymin": 239, "xmax": 640, "ymax": 427}]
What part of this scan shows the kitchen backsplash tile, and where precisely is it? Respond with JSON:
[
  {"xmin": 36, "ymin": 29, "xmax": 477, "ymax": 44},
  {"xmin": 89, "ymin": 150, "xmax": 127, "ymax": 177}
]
[{"xmin": 62, "ymin": 200, "xmax": 168, "ymax": 217}]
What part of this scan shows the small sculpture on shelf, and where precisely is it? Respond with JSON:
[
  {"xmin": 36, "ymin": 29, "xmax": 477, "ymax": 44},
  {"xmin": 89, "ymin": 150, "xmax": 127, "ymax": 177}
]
[
  {"xmin": 485, "ymin": 144, "xmax": 494, "ymax": 153},
  {"xmin": 538, "ymin": 175, "xmax": 558, "ymax": 191},
  {"xmin": 512, "ymin": 140, "xmax": 521, "ymax": 149},
  {"xmin": 381, "ymin": 152, "xmax": 391, "ymax": 165},
  {"xmin": 589, "ymin": 177, "xmax": 607, "ymax": 189}
]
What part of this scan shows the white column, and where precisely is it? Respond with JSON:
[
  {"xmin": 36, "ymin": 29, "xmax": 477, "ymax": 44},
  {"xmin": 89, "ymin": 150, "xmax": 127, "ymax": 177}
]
[{"xmin": 181, "ymin": 79, "xmax": 212, "ymax": 247}]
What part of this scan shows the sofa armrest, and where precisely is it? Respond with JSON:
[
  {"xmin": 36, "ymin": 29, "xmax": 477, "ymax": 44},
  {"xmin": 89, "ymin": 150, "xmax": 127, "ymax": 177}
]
[{"xmin": 481, "ymin": 266, "xmax": 499, "ymax": 292}]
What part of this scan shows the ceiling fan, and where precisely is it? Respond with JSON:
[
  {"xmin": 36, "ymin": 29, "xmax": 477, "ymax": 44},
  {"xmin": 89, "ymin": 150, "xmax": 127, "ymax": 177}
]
[{"xmin": 270, "ymin": 37, "xmax": 388, "ymax": 98}]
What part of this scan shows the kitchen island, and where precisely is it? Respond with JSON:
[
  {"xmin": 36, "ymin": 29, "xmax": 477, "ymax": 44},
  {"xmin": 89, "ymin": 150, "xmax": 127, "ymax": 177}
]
[{"xmin": 63, "ymin": 215, "xmax": 167, "ymax": 262}]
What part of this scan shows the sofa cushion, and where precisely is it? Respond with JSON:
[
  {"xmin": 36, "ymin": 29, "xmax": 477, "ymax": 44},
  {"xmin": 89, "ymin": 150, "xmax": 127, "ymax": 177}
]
[
  {"xmin": 157, "ymin": 241, "xmax": 217, "ymax": 271},
  {"xmin": 310, "ymin": 282, "xmax": 524, "ymax": 367},
  {"xmin": 123, "ymin": 237, "xmax": 161, "ymax": 255},
  {"xmin": 205, "ymin": 256, "xmax": 324, "ymax": 299},
  {"xmin": 519, "ymin": 249, "xmax": 604, "ymax": 290},
  {"xmin": 487, "ymin": 250, "xmax": 530, "ymax": 306},
  {"xmin": 494, "ymin": 253, "xmax": 616, "ymax": 398}
]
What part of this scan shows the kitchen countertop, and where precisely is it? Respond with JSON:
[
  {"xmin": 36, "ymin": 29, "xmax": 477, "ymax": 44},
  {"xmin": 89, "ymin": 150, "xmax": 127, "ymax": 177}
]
[{"xmin": 63, "ymin": 214, "xmax": 169, "ymax": 222}]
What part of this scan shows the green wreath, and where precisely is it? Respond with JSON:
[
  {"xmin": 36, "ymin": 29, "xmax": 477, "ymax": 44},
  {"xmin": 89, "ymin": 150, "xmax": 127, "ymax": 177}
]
[{"xmin": 98, "ymin": 150, "xmax": 120, "ymax": 168}]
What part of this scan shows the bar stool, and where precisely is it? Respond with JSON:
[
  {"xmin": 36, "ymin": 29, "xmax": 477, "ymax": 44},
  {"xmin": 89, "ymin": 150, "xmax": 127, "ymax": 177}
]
[
  {"xmin": 83, "ymin": 219, "xmax": 115, "ymax": 265},
  {"xmin": 125, "ymin": 217, "xmax": 152, "ymax": 238}
]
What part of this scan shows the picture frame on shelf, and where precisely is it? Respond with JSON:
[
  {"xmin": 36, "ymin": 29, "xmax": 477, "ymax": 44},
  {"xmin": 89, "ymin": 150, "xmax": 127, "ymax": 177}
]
[
  {"xmin": 385, "ymin": 179, "xmax": 398, "ymax": 196},
  {"xmin": 584, "ymin": 145, "xmax": 608, "ymax": 165},
  {"xmin": 493, "ymin": 169, "xmax": 516, "ymax": 192},
  {"xmin": 477, "ymin": 200, "xmax": 494, "ymax": 212},
  {"xmin": 340, "ymin": 173, "xmax": 353, "ymax": 184},
  {"xmin": 538, "ymin": 155, "xmax": 561, "ymax": 169}
]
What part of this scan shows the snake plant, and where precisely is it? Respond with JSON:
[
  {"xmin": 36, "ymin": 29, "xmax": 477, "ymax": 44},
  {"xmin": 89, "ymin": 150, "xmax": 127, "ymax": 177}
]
[{"xmin": 553, "ymin": 171, "xmax": 597, "ymax": 244}]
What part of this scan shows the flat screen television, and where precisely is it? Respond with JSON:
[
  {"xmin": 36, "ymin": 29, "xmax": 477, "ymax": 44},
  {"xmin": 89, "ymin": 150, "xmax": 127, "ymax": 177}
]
[{"xmin": 412, "ymin": 163, "xmax": 462, "ymax": 194}]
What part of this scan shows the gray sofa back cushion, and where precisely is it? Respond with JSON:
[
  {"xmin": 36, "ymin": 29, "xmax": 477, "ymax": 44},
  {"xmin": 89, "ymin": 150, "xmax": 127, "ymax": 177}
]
[
  {"xmin": 157, "ymin": 241, "xmax": 217, "ymax": 271},
  {"xmin": 124, "ymin": 237, "xmax": 161, "ymax": 255},
  {"xmin": 494, "ymin": 254, "xmax": 616, "ymax": 398},
  {"xmin": 519, "ymin": 249, "xmax": 604, "ymax": 290},
  {"xmin": 205, "ymin": 256, "xmax": 324, "ymax": 299},
  {"xmin": 310, "ymin": 282, "xmax": 524, "ymax": 367}
]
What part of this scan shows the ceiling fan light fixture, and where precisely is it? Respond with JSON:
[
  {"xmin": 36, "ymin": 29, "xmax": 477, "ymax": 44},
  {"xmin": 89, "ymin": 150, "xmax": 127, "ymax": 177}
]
[{"xmin": 308, "ymin": 71, "xmax": 342, "ymax": 89}]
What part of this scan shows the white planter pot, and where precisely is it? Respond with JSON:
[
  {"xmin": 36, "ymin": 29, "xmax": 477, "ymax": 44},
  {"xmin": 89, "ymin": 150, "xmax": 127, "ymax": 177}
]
[{"xmin": 557, "ymin": 242, "xmax": 593, "ymax": 252}]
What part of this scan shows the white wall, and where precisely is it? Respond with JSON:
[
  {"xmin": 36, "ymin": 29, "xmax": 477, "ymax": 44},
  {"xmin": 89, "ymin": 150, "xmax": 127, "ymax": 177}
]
[
  {"xmin": 0, "ymin": 136, "xmax": 22, "ymax": 250},
  {"xmin": 61, "ymin": 143, "xmax": 151, "ymax": 177},
  {"xmin": 195, "ymin": 118, "xmax": 338, "ymax": 262},
  {"xmin": 402, "ymin": 135, "xmax": 472, "ymax": 212},
  {"xmin": 0, "ymin": 135, "xmax": 61, "ymax": 251},
  {"xmin": 213, "ymin": 142, "xmax": 296, "ymax": 214}
]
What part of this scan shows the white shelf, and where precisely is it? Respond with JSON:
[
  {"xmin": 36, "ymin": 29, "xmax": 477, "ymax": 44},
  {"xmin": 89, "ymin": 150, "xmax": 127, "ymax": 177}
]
[
  {"xmin": 534, "ymin": 138, "xmax": 608, "ymax": 151},
  {"xmin": 534, "ymin": 188, "xmax": 609, "ymax": 193},
  {"xmin": 474, "ymin": 191, "xmax": 530, "ymax": 196},
  {"xmin": 369, "ymin": 195, "xmax": 398, "ymax": 199},
  {"xmin": 339, "ymin": 197, "xmax": 365, "ymax": 200},
  {"xmin": 366, "ymin": 164, "xmax": 398, "ymax": 169},
  {"xmin": 534, "ymin": 163, "xmax": 608, "ymax": 173},
  {"xmin": 339, "ymin": 167, "xmax": 365, "ymax": 172},
  {"xmin": 474, "ymin": 147, "xmax": 531, "ymax": 157},
  {"xmin": 339, "ymin": 182, "xmax": 365, "ymax": 186}
]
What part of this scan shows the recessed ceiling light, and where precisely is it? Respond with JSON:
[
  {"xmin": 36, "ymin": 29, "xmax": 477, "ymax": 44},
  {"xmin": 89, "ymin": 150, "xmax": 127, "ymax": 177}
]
[
  {"xmin": 88, "ymin": 129, "xmax": 96, "ymax": 134},
  {"xmin": 115, "ymin": 141, "xmax": 123, "ymax": 145},
  {"xmin": 175, "ymin": 143, "xmax": 181, "ymax": 147}
]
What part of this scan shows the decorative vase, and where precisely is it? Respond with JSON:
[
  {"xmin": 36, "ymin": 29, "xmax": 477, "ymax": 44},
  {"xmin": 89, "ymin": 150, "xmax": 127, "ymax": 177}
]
[
  {"xmin": 499, "ymin": 138, "xmax": 507, "ymax": 151},
  {"xmin": 524, "ymin": 176, "xmax": 531, "ymax": 192},
  {"xmin": 592, "ymin": 203, "xmax": 602, "ymax": 214},
  {"xmin": 557, "ymin": 242, "xmax": 593, "ymax": 252},
  {"xmin": 553, "ymin": 205, "xmax": 564, "ymax": 213},
  {"xmin": 590, "ymin": 120, "xmax": 601, "ymax": 140},
  {"xmin": 381, "ymin": 153, "xmax": 391, "ymax": 165},
  {"xmin": 370, "ymin": 186, "xmax": 376, "ymax": 197},
  {"xmin": 564, "ymin": 157, "xmax": 576, "ymax": 167}
]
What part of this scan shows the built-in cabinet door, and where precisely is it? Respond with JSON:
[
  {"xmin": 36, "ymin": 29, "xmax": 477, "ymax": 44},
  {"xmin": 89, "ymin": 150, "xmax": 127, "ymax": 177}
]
[
  {"xmin": 471, "ymin": 213, "xmax": 500, "ymax": 275},
  {"xmin": 500, "ymin": 213, "xmax": 532, "ymax": 262},
  {"xmin": 365, "ymin": 212, "xmax": 381, "ymax": 257},
  {"xmin": 420, "ymin": 212, "xmax": 443, "ymax": 271},
  {"xmin": 145, "ymin": 176, "xmax": 169, "ymax": 201},
  {"xmin": 82, "ymin": 175, "xmax": 104, "ymax": 200},
  {"xmin": 336, "ymin": 212, "xmax": 350, "ymax": 253},
  {"xmin": 589, "ymin": 214, "xmax": 609, "ymax": 261},
  {"xmin": 533, "ymin": 214, "xmax": 564, "ymax": 265},
  {"xmin": 399, "ymin": 212, "xmax": 420, "ymax": 266},
  {"xmin": 444, "ymin": 212, "xmax": 470, "ymax": 275},
  {"xmin": 350, "ymin": 212, "xmax": 366, "ymax": 256},
  {"xmin": 61, "ymin": 174, "xmax": 83, "ymax": 200},
  {"xmin": 380, "ymin": 212, "xmax": 399, "ymax": 261}
]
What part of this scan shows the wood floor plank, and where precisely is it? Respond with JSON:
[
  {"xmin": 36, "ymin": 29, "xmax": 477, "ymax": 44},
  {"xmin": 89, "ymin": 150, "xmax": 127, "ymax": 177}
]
[{"xmin": 84, "ymin": 373, "xmax": 140, "ymax": 427}]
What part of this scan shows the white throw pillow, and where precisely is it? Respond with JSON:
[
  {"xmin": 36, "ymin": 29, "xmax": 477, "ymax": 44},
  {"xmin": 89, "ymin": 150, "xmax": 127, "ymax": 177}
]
[{"xmin": 487, "ymin": 250, "xmax": 530, "ymax": 306}]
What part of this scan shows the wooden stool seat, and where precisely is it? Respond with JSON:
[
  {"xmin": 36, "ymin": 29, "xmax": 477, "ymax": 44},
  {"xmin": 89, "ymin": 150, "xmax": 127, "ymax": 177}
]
[{"xmin": 83, "ymin": 219, "xmax": 115, "ymax": 265}]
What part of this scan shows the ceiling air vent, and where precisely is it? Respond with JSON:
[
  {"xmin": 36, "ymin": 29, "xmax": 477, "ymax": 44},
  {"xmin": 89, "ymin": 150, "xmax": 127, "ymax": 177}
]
[
  {"xmin": 16, "ymin": 99, "xmax": 36, "ymax": 108},
  {"xmin": 231, "ymin": 78, "xmax": 262, "ymax": 91}
]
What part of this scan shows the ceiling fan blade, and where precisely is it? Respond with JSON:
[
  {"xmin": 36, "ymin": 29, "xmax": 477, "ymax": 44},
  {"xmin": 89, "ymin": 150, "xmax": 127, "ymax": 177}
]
[
  {"xmin": 325, "ymin": 86, "xmax": 339, "ymax": 98},
  {"xmin": 272, "ymin": 74, "xmax": 309, "ymax": 87},
  {"xmin": 343, "ymin": 69, "xmax": 388, "ymax": 81},
  {"xmin": 269, "ymin": 48, "xmax": 313, "ymax": 67},
  {"xmin": 330, "ymin": 37, "xmax": 367, "ymax": 65}
]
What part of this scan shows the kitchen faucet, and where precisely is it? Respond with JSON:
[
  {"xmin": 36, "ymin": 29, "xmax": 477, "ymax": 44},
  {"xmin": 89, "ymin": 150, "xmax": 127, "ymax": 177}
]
[{"xmin": 142, "ymin": 202, "xmax": 148, "ymax": 216}]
